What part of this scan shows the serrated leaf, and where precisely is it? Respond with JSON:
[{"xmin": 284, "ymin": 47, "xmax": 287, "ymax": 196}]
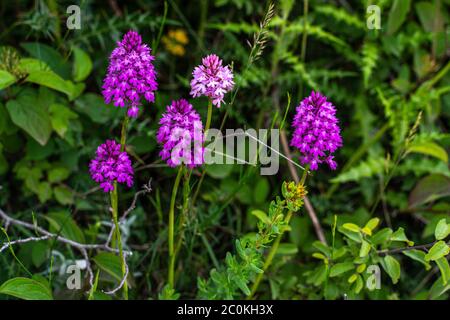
[
  {"xmin": 54, "ymin": 185, "xmax": 74, "ymax": 205},
  {"xmin": 235, "ymin": 277, "xmax": 251, "ymax": 296},
  {"xmin": 48, "ymin": 103, "xmax": 78, "ymax": 138},
  {"xmin": 37, "ymin": 182, "xmax": 52, "ymax": 203},
  {"xmin": 331, "ymin": 157, "xmax": 385, "ymax": 183},
  {"xmin": 6, "ymin": 91, "xmax": 52, "ymax": 145},
  {"xmin": 48, "ymin": 167, "xmax": 70, "ymax": 183},
  {"xmin": 0, "ymin": 277, "xmax": 53, "ymax": 300}
]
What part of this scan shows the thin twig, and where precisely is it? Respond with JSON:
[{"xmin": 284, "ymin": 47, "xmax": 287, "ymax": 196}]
[
  {"xmin": 0, "ymin": 235, "xmax": 51, "ymax": 253},
  {"xmin": 377, "ymin": 240, "xmax": 448, "ymax": 256},
  {"xmin": 0, "ymin": 208, "xmax": 126, "ymax": 254},
  {"xmin": 103, "ymin": 254, "xmax": 130, "ymax": 295},
  {"xmin": 121, "ymin": 179, "xmax": 152, "ymax": 221}
]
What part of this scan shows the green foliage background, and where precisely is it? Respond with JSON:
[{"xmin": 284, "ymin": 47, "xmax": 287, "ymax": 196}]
[{"xmin": 0, "ymin": 0, "xmax": 449, "ymax": 300}]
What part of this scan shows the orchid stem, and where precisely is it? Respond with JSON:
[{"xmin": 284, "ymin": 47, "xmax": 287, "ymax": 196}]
[
  {"xmin": 109, "ymin": 115, "xmax": 130, "ymax": 299},
  {"xmin": 205, "ymin": 99, "xmax": 213, "ymax": 134},
  {"xmin": 168, "ymin": 165, "xmax": 184, "ymax": 288}
]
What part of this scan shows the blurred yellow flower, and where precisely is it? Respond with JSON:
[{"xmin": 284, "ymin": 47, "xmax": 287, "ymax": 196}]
[{"xmin": 162, "ymin": 29, "xmax": 189, "ymax": 56}]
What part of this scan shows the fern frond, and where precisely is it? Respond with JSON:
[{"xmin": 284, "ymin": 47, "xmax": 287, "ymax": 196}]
[
  {"xmin": 361, "ymin": 42, "xmax": 378, "ymax": 88},
  {"xmin": 315, "ymin": 5, "xmax": 365, "ymax": 30},
  {"xmin": 331, "ymin": 157, "xmax": 388, "ymax": 184}
]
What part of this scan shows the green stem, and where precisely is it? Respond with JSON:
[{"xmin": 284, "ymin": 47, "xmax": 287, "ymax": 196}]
[
  {"xmin": 191, "ymin": 99, "xmax": 213, "ymax": 207},
  {"xmin": 204, "ymin": 99, "xmax": 213, "ymax": 134},
  {"xmin": 248, "ymin": 211, "xmax": 293, "ymax": 299},
  {"xmin": 110, "ymin": 184, "xmax": 128, "ymax": 299},
  {"xmin": 300, "ymin": 165, "xmax": 309, "ymax": 186},
  {"xmin": 168, "ymin": 165, "xmax": 184, "ymax": 288},
  {"xmin": 248, "ymin": 169, "xmax": 309, "ymax": 299},
  {"xmin": 120, "ymin": 116, "xmax": 129, "ymax": 151},
  {"xmin": 109, "ymin": 115, "xmax": 130, "ymax": 299}
]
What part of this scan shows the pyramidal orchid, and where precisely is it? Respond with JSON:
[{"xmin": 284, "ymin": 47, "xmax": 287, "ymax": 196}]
[
  {"xmin": 102, "ymin": 30, "xmax": 158, "ymax": 118},
  {"xmin": 89, "ymin": 140, "xmax": 134, "ymax": 192},
  {"xmin": 157, "ymin": 99, "xmax": 204, "ymax": 168},
  {"xmin": 290, "ymin": 91, "xmax": 343, "ymax": 170},
  {"xmin": 190, "ymin": 54, "xmax": 234, "ymax": 108}
]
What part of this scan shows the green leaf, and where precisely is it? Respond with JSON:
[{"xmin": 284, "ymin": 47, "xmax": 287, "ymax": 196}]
[
  {"xmin": 347, "ymin": 273, "xmax": 358, "ymax": 284},
  {"xmin": 409, "ymin": 174, "xmax": 450, "ymax": 208},
  {"xmin": 54, "ymin": 185, "xmax": 74, "ymax": 205},
  {"xmin": 276, "ymin": 243, "xmax": 298, "ymax": 255},
  {"xmin": 425, "ymin": 241, "xmax": 450, "ymax": 261},
  {"xmin": 407, "ymin": 142, "xmax": 448, "ymax": 163},
  {"xmin": 0, "ymin": 69, "xmax": 16, "ymax": 90},
  {"xmin": 31, "ymin": 242, "xmax": 49, "ymax": 268},
  {"xmin": 435, "ymin": 257, "xmax": 450, "ymax": 285},
  {"xmin": 342, "ymin": 223, "xmax": 360, "ymax": 233},
  {"xmin": 403, "ymin": 249, "xmax": 431, "ymax": 270},
  {"xmin": 25, "ymin": 70, "xmax": 75, "ymax": 99},
  {"xmin": 312, "ymin": 252, "xmax": 327, "ymax": 261},
  {"xmin": 0, "ymin": 277, "xmax": 53, "ymax": 300},
  {"xmin": 435, "ymin": 219, "xmax": 450, "ymax": 241},
  {"xmin": 364, "ymin": 218, "xmax": 380, "ymax": 231},
  {"xmin": 387, "ymin": 0, "xmax": 411, "ymax": 35},
  {"xmin": 383, "ymin": 255, "xmax": 401, "ymax": 284},
  {"xmin": 37, "ymin": 182, "xmax": 52, "ymax": 203},
  {"xmin": 313, "ymin": 241, "xmax": 331, "ymax": 257},
  {"xmin": 21, "ymin": 42, "xmax": 70, "ymax": 78},
  {"xmin": 18, "ymin": 58, "xmax": 50, "ymax": 73},
  {"xmin": 329, "ymin": 262, "xmax": 354, "ymax": 277},
  {"xmin": 429, "ymin": 277, "xmax": 450, "ymax": 300},
  {"xmin": 415, "ymin": 2, "xmax": 437, "ymax": 32},
  {"xmin": 371, "ymin": 228, "xmax": 393, "ymax": 245},
  {"xmin": 352, "ymin": 275, "xmax": 364, "ymax": 294},
  {"xmin": 206, "ymin": 164, "xmax": 234, "ymax": 179},
  {"xmin": 253, "ymin": 178, "xmax": 269, "ymax": 204},
  {"xmin": 6, "ymin": 91, "xmax": 52, "ymax": 145},
  {"xmin": 48, "ymin": 103, "xmax": 78, "ymax": 138},
  {"xmin": 75, "ymin": 93, "xmax": 120, "ymax": 124},
  {"xmin": 72, "ymin": 46, "xmax": 92, "ymax": 82},
  {"xmin": 250, "ymin": 209, "xmax": 270, "ymax": 224},
  {"xmin": 93, "ymin": 253, "xmax": 124, "ymax": 282},
  {"xmin": 391, "ymin": 227, "xmax": 414, "ymax": 246},
  {"xmin": 359, "ymin": 240, "xmax": 371, "ymax": 257},
  {"xmin": 331, "ymin": 157, "xmax": 385, "ymax": 183},
  {"xmin": 46, "ymin": 211, "xmax": 85, "ymax": 243},
  {"xmin": 48, "ymin": 167, "xmax": 70, "ymax": 183},
  {"xmin": 235, "ymin": 277, "xmax": 251, "ymax": 296}
]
